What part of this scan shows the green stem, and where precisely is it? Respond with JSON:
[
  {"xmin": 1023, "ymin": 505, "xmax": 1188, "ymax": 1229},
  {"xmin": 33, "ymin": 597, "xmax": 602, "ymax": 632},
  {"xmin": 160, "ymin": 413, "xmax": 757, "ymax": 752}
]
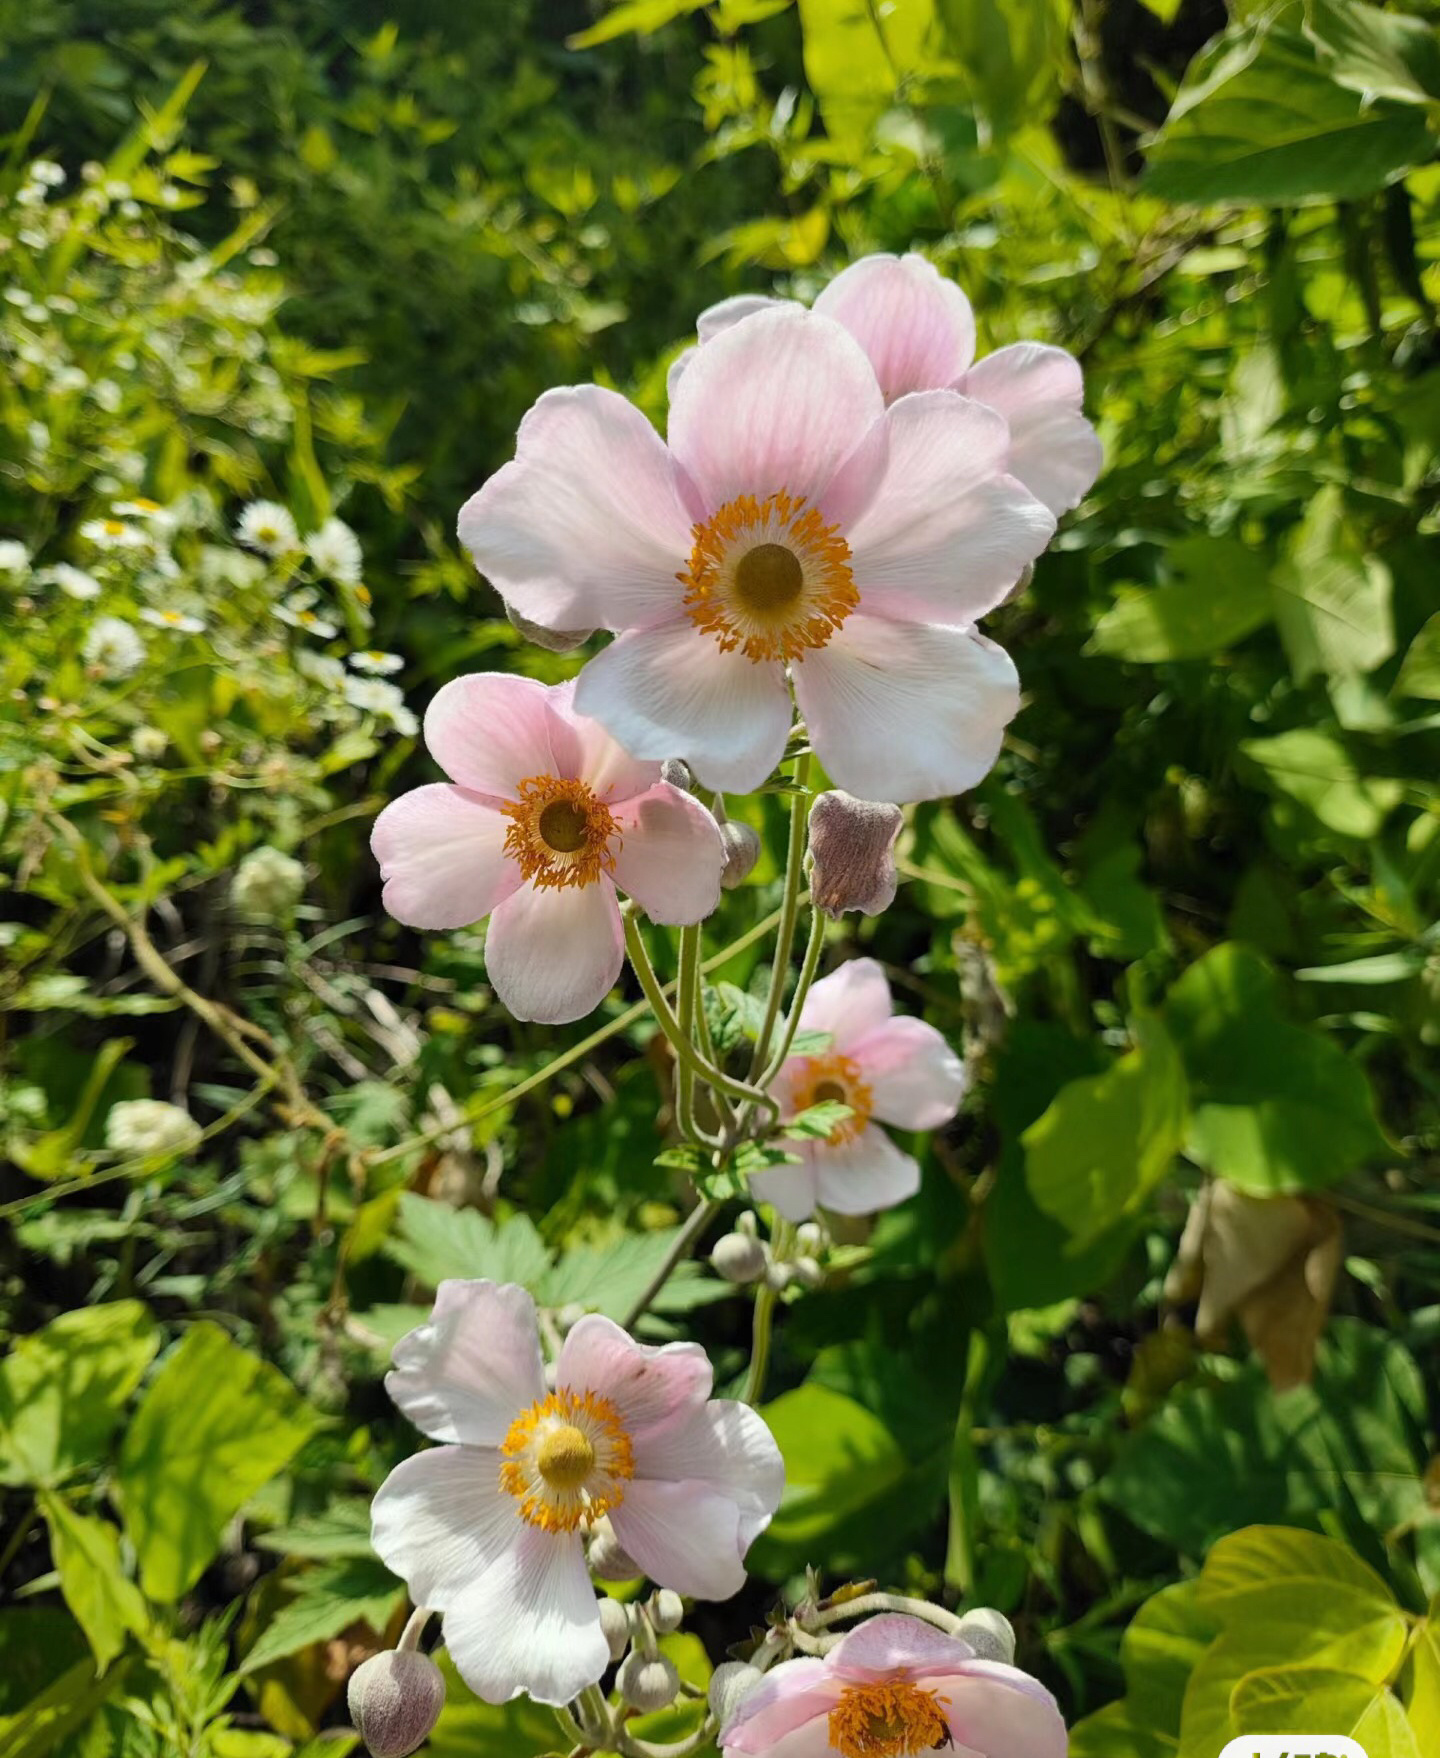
[
  {"xmin": 624, "ymin": 914, "xmax": 777, "ymax": 1119},
  {"xmin": 0, "ymin": 1504, "xmax": 36, "ymax": 1581},
  {"xmin": 619, "ymin": 1196, "xmax": 721, "ymax": 1330},
  {"xmin": 761, "ymin": 903, "xmax": 826, "ymax": 1086},
  {"xmin": 745, "ymin": 1283, "xmax": 777, "ymax": 1406},
  {"xmin": 748, "ymin": 753, "xmax": 812, "ymax": 1081}
]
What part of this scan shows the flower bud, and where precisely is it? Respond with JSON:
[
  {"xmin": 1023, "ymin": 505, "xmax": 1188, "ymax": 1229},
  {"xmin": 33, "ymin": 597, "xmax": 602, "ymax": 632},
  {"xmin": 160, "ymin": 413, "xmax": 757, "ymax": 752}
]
[
  {"xmin": 719, "ymin": 820, "xmax": 762, "ymax": 890},
  {"xmin": 231, "ymin": 845, "xmax": 305, "ymax": 917},
  {"xmin": 711, "ymin": 1231, "xmax": 768, "ymax": 1285},
  {"xmin": 105, "ymin": 1098, "xmax": 202, "ymax": 1159},
  {"xmin": 660, "ymin": 758, "xmax": 693, "ymax": 792},
  {"xmin": 795, "ymin": 1221, "xmax": 825, "ymax": 1254},
  {"xmin": 764, "ymin": 1260, "xmax": 795, "ymax": 1292},
  {"xmin": 650, "ymin": 1589, "xmax": 684, "ymax": 1634},
  {"xmin": 954, "ymin": 1607, "xmax": 1016, "ymax": 1664},
  {"xmin": 598, "ymin": 1595, "xmax": 632, "ymax": 1660},
  {"xmin": 792, "ymin": 1256, "xmax": 824, "ymax": 1290},
  {"xmin": 347, "ymin": 1649, "xmax": 446, "ymax": 1758},
  {"xmin": 618, "ymin": 1650, "xmax": 680, "ymax": 1713},
  {"xmin": 588, "ymin": 1514, "xmax": 640, "ymax": 1581},
  {"xmin": 709, "ymin": 1661, "xmax": 764, "ymax": 1732},
  {"xmin": 735, "ymin": 1210, "xmax": 759, "ymax": 1238},
  {"xmin": 504, "ymin": 599, "xmax": 595, "ymax": 653},
  {"xmin": 808, "ymin": 791, "xmax": 903, "ymax": 919}
]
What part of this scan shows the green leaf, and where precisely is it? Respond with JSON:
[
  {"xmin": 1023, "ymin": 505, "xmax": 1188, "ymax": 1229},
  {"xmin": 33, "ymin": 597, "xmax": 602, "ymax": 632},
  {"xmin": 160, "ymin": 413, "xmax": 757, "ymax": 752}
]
[
  {"xmin": 426, "ymin": 1651, "xmax": 565, "ymax": 1758},
  {"xmin": 253, "ymin": 1498, "xmax": 376, "ymax": 1560},
  {"xmin": 537, "ymin": 1229, "xmax": 689, "ymax": 1321},
  {"xmin": 1023, "ymin": 1014, "xmax": 1188, "ymax": 1248},
  {"xmin": 241, "ymin": 1558, "xmax": 402, "ymax": 1674},
  {"xmin": 116, "ymin": 1322, "xmax": 321, "ymax": 1602},
  {"xmin": 1088, "ymin": 538, "xmax": 1274, "ymax": 661},
  {"xmin": 386, "ymin": 1193, "xmax": 552, "ymax": 1290},
  {"xmin": 37, "ymin": 1496, "xmax": 148, "ymax": 1673},
  {"xmin": 1296, "ymin": 951, "xmax": 1423, "ymax": 984},
  {"xmin": 1306, "ymin": 0, "xmax": 1440, "ymax": 107},
  {"xmin": 1408, "ymin": 1603, "xmax": 1440, "ymax": 1746},
  {"xmin": 1232, "ymin": 1666, "xmax": 1417, "ymax": 1752},
  {"xmin": 0, "ymin": 1657, "xmax": 130, "ymax": 1758},
  {"xmin": 1198, "ymin": 1527, "xmax": 1404, "ymax": 1665},
  {"xmin": 1165, "ymin": 943, "xmax": 1387, "ymax": 1193},
  {"xmin": 1272, "ymin": 490, "xmax": 1394, "ymax": 682},
  {"xmin": 0, "ymin": 1302, "xmax": 160, "ymax": 1488},
  {"xmin": 1240, "ymin": 727, "xmax": 1402, "ymax": 837},
  {"xmin": 1396, "ymin": 612, "xmax": 1440, "ymax": 700},
  {"xmin": 797, "ymin": 0, "xmax": 936, "ymax": 153},
  {"xmin": 1143, "ymin": 22, "xmax": 1432, "ymax": 204},
  {"xmin": 783, "ymin": 1099, "xmax": 853, "ymax": 1141},
  {"xmin": 749, "ymin": 1383, "xmax": 907, "ymax": 1570},
  {"xmin": 1070, "ymin": 1581, "xmax": 1218, "ymax": 1755},
  {"xmin": 567, "ymin": 0, "xmax": 706, "ymax": 49},
  {"xmin": 936, "ymin": 0, "xmax": 1069, "ymax": 139}
]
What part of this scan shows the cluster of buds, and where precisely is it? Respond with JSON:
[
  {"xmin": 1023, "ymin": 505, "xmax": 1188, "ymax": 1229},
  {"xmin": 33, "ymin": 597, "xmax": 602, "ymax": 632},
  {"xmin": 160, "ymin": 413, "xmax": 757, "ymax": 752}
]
[
  {"xmin": 598, "ymin": 1588, "xmax": 687, "ymax": 1711},
  {"xmin": 711, "ymin": 1212, "xmax": 827, "ymax": 1291}
]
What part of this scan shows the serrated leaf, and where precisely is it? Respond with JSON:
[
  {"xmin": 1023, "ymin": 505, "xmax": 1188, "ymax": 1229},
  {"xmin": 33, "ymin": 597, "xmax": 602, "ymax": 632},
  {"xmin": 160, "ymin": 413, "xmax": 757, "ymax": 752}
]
[
  {"xmin": 116, "ymin": 1323, "xmax": 320, "ymax": 1601},
  {"xmin": 241, "ymin": 1558, "xmax": 402, "ymax": 1674},
  {"xmin": 254, "ymin": 1499, "xmax": 376, "ymax": 1560},
  {"xmin": 784, "ymin": 1099, "xmax": 853, "ymax": 1141},
  {"xmin": 386, "ymin": 1193, "xmax": 551, "ymax": 1290},
  {"xmin": 1240, "ymin": 728, "xmax": 1402, "ymax": 839},
  {"xmin": 537, "ymin": 1229, "xmax": 687, "ymax": 1321}
]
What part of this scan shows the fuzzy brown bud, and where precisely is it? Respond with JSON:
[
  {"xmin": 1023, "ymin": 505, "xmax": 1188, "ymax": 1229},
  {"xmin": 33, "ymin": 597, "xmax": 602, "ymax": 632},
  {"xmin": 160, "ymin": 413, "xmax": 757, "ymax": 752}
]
[
  {"xmin": 504, "ymin": 599, "xmax": 595, "ymax": 654},
  {"xmin": 347, "ymin": 1649, "xmax": 445, "ymax": 1758},
  {"xmin": 808, "ymin": 791, "xmax": 903, "ymax": 918},
  {"xmin": 719, "ymin": 820, "xmax": 762, "ymax": 890},
  {"xmin": 618, "ymin": 1651, "xmax": 680, "ymax": 1713},
  {"xmin": 660, "ymin": 758, "xmax": 693, "ymax": 792}
]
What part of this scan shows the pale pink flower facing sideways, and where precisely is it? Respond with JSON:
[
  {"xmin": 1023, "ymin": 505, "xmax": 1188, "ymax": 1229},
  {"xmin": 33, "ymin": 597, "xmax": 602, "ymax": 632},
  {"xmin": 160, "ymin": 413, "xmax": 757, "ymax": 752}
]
[
  {"xmin": 720, "ymin": 1614, "xmax": 1067, "ymax": 1758},
  {"xmin": 370, "ymin": 673, "xmax": 724, "ymax": 1023},
  {"xmin": 372, "ymin": 1280, "xmax": 784, "ymax": 1706},
  {"xmin": 680, "ymin": 252, "xmax": 1103, "ymax": 523},
  {"xmin": 459, "ymin": 296, "xmax": 1064, "ymax": 803},
  {"xmin": 753, "ymin": 959, "xmax": 966, "ymax": 1223}
]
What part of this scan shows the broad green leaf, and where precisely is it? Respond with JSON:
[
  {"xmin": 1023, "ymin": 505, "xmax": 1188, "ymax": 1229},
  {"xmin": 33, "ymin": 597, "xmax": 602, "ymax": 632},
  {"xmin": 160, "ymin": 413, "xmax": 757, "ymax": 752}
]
[
  {"xmin": 240, "ymin": 1558, "xmax": 402, "ymax": 1674},
  {"xmin": 385, "ymin": 1193, "xmax": 551, "ymax": 1290},
  {"xmin": 1306, "ymin": 0, "xmax": 1440, "ymax": 107},
  {"xmin": 1240, "ymin": 728, "xmax": 1402, "ymax": 838},
  {"xmin": 1396, "ymin": 613, "xmax": 1440, "ymax": 700},
  {"xmin": 936, "ymin": 0, "xmax": 1069, "ymax": 140},
  {"xmin": 567, "ymin": 0, "xmax": 706, "ymax": 50},
  {"xmin": 1067, "ymin": 1699, "xmax": 1171, "ymax": 1758},
  {"xmin": 1143, "ymin": 23, "xmax": 1431, "ymax": 204},
  {"xmin": 1408, "ymin": 1603, "xmax": 1440, "ymax": 1745},
  {"xmin": 0, "ymin": 1303, "xmax": 159, "ymax": 1488},
  {"xmin": 1232, "ymin": 1665, "xmax": 1418, "ymax": 1752},
  {"xmin": 427, "ymin": 1652, "xmax": 565, "ymax": 1758},
  {"xmin": 116, "ymin": 1322, "xmax": 321, "ymax": 1601},
  {"xmin": 1023, "ymin": 1014, "xmax": 1188, "ymax": 1248},
  {"xmin": 1087, "ymin": 537, "xmax": 1273, "ymax": 661},
  {"xmin": 1165, "ymin": 943, "xmax": 1387, "ymax": 1193},
  {"xmin": 38, "ymin": 1496, "xmax": 148, "ymax": 1673},
  {"xmin": 537, "ymin": 1228, "xmax": 697, "ymax": 1322},
  {"xmin": 750, "ymin": 1383, "xmax": 906, "ymax": 1568},
  {"xmin": 797, "ymin": 0, "xmax": 936, "ymax": 153},
  {"xmin": 1122, "ymin": 1581, "xmax": 1220, "ymax": 1736},
  {"xmin": 0, "ymin": 1657, "xmax": 129, "ymax": 1758},
  {"xmin": 1272, "ymin": 490, "xmax": 1394, "ymax": 682},
  {"xmin": 254, "ymin": 1499, "xmax": 376, "ymax": 1560}
]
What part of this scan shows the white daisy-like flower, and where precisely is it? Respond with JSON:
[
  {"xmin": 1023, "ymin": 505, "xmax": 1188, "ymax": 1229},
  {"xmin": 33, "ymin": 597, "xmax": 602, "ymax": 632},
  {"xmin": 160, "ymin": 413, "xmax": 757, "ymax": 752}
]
[
  {"xmin": 79, "ymin": 516, "xmax": 146, "ymax": 551},
  {"xmin": 132, "ymin": 726, "xmax": 168, "ymax": 759},
  {"xmin": 298, "ymin": 650, "xmax": 347, "ymax": 690},
  {"xmin": 348, "ymin": 649, "xmax": 403, "ymax": 676},
  {"xmin": 345, "ymin": 675, "xmax": 418, "ymax": 735},
  {"xmin": 235, "ymin": 500, "xmax": 299, "ymax": 556},
  {"xmin": 82, "ymin": 616, "xmax": 145, "ymax": 677},
  {"xmin": 29, "ymin": 160, "xmax": 66, "ymax": 188},
  {"xmin": 41, "ymin": 563, "xmax": 102, "ymax": 600},
  {"xmin": 306, "ymin": 516, "xmax": 363, "ymax": 585},
  {"xmin": 0, "ymin": 540, "xmax": 31, "ymax": 575},
  {"xmin": 140, "ymin": 607, "xmax": 205, "ymax": 634},
  {"xmin": 277, "ymin": 600, "xmax": 339, "ymax": 640},
  {"xmin": 105, "ymin": 1099, "xmax": 202, "ymax": 1158},
  {"xmin": 113, "ymin": 496, "xmax": 175, "ymax": 531}
]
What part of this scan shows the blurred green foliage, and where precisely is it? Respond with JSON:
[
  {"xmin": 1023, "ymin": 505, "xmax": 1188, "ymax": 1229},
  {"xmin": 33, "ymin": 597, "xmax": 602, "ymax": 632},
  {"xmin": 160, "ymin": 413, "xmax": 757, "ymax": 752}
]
[{"xmin": 2, "ymin": 0, "xmax": 1439, "ymax": 1751}]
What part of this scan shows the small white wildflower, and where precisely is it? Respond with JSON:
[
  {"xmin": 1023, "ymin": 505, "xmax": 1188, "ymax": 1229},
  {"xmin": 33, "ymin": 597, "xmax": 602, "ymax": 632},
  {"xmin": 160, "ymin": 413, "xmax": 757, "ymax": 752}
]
[
  {"xmin": 298, "ymin": 650, "xmax": 346, "ymax": 690},
  {"xmin": 0, "ymin": 540, "xmax": 31, "ymax": 575},
  {"xmin": 348, "ymin": 649, "xmax": 403, "ymax": 676},
  {"xmin": 132, "ymin": 726, "xmax": 168, "ymax": 759},
  {"xmin": 198, "ymin": 543, "xmax": 266, "ymax": 590},
  {"xmin": 83, "ymin": 616, "xmax": 145, "ymax": 676},
  {"xmin": 236, "ymin": 500, "xmax": 299, "ymax": 555},
  {"xmin": 105, "ymin": 1098, "xmax": 202, "ymax": 1158},
  {"xmin": 306, "ymin": 516, "xmax": 363, "ymax": 585},
  {"xmin": 140, "ymin": 607, "xmax": 205, "ymax": 634},
  {"xmin": 29, "ymin": 160, "xmax": 65, "ymax": 188},
  {"xmin": 41, "ymin": 563, "xmax": 102, "ymax": 600},
  {"xmin": 344, "ymin": 675, "xmax": 417, "ymax": 734},
  {"xmin": 92, "ymin": 379, "xmax": 122, "ymax": 413},
  {"xmin": 113, "ymin": 496, "xmax": 174, "ymax": 530},
  {"xmin": 277, "ymin": 600, "xmax": 339, "ymax": 639},
  {"xmin": 232, "ymin": 846, "xmax": 306, "ymax": 917},
  {"xmin": 79, "ymin": 516, "xmax": 146, "ymax": 551},
  {"xmin": 52, "ymin": 365, "xmax": 88, "ymax": 394}
]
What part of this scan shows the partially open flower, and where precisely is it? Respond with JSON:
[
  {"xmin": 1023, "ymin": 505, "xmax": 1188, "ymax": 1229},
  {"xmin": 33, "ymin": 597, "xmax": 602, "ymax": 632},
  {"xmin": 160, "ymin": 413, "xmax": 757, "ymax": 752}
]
[
  {"xmin": 809, "ymin": 791, "xmax": 903, "ymax": 918},
  {"xmin": 1164, "ymin": 1182, "xmax": 1343, "ymax": 1392},
  {"xmin": 755, "ymin": 959, "xmax": 965, "ymax": 1222},
  {"xmin": 370, "ymin": 1280, "xmax": 784, "ymax": 1706},
  {"xmin": 371, "ymin": 674, "xmax": 725, "ymax": 1023},
  {"xmin": 720, "ymin": 1614, "xmax": 1066, "ymax": 1758},
  {"xmin": 347, "ymin": 1649, "xmax": 446, "ymax": 1758},
  {"xmin": 461, "ymin": 306, "xmax": 1054, "ymax": 803}
]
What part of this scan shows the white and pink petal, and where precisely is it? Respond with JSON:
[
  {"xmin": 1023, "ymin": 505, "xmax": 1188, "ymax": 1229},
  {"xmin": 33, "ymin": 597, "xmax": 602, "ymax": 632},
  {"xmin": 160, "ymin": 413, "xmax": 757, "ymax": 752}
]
[
  {"xmin": 961, "ymin": 342, "xmax": 1102, "ymax": 517},
  {"xmin": 483, "ymin": 878, "xmax": 625, "ymax": 1024},
  {"xmin": 424, "ymin": 673, "xmax": 558, "ymax": 800},
  {"xmin": 370, "ymin": 1445, "xmax": 521, "ymax": 1609},
  {"xmin": 386, "ymin": 1279, "xmax": 545, "ymax": 1446},
  {"xmin": 371, "ymin": 784, "xmax": 521, "ymax": 931},
  {"xmin": 814, "ymin": 254, "xmax": 976, "ymax": 402},
  {"xmin": 852, "ymin": 1016, "xmax": 967, "ymax": 1132},
  {"xmin": 811, "ymin": 1125, "xmax": 921, "ymax": 1217},
  {"xmin": 558, "ymin": 1317, "xmax": 713, "ymax": 1443},
  {"xmin": 612, "ymin": 782, "xmax": 725, "ymax": 925}
]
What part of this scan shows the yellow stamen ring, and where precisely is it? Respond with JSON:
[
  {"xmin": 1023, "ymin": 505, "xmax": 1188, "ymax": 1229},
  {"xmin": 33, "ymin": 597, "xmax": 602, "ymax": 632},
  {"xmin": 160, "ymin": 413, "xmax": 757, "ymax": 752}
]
[
  {"xmin": 789, "ymin": 1051, "xmax": 873, "ymax": 1145},
  {"xmin": 681, "ymin": 490, "xmax": 857, "ymax": 664},
  {"xmin": 500, "ymin": 774, "xmax": 621, "ymax": 891},
  {"xmin": 828, "ymin": 1681, "xmax": 952, "ymax": 1758},
  {"xmin": 499, "ymin": 1389, "xmax": 635, "ymax": 1532}
]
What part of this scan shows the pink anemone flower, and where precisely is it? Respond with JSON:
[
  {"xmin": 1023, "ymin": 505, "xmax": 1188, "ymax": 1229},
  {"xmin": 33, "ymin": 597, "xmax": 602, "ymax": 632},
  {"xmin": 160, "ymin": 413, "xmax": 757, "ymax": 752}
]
[
  {"xmin": 372, "ymin": 1280, "xmax": 785, "ymax": 1707},
  {"xmin": 370, "ymin": 672, "xmax": 724, "ymax": 1024},
  {"xmin": 459, "ymin": 304, "xmax": 1057, "ymax": 803},
  {"xmin": 678, "ymin": 252, "xmax": 1102, "ymax": 522},
  {"xmin": 720, "ymin": 1613, "xmax": 1067, "ymax": 1758},
  {"xmin": 752, "ymin": 959, "xmax": 965, "ymax": 1223}
]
